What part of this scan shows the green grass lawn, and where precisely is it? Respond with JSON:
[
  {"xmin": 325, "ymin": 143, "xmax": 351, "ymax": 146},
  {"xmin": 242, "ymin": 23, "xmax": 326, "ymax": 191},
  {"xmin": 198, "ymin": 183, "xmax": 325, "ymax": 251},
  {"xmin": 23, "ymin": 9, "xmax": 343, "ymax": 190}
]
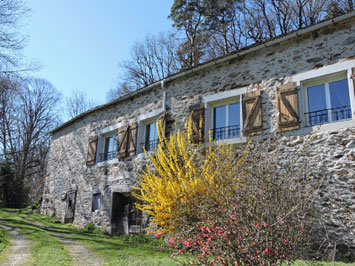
[
  {"xmin": 0, "ymin": 222, "xmax": 10, "ymax": 264},
  {"xmin": 13, "ymin": 208, "xmax": 180, "ymax": 266},
  {"xmin": 0, "ymin": 208, "xmax": 354, "ymax": 266}
]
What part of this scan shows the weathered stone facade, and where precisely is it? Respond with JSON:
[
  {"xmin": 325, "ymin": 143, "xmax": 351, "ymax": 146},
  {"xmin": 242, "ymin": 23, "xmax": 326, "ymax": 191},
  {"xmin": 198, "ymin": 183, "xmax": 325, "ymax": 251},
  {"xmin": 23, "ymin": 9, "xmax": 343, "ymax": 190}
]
[{"xmin": 42, "ymin": 13, "xmax": 355, "ymax": 259}]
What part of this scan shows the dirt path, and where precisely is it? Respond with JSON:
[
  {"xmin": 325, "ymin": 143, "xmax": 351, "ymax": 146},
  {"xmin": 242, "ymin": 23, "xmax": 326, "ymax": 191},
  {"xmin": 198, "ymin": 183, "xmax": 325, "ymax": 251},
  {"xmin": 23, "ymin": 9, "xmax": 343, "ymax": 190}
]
[
  {"xmin": 28, "ymin": 219, "xmax": 108, "ymax": 266},
  {"xmin": 0, "ymin": 222, "xmax": 32, "ymax": 266},
  {"xmin": 47, "ymin": 230, "xmax": 108, "ymax": 266},
  {"xmin": 0, "ymin": 216, "xmax": 107, "ymax": 266}
]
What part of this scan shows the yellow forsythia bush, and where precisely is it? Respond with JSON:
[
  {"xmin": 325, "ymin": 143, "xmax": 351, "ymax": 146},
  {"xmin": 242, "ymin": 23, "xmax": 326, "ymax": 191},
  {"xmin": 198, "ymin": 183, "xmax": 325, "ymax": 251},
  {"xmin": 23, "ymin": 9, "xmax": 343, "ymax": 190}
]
[{"xmin": 132, "ymin": 115, "xmax": 248, "ymax": 233}]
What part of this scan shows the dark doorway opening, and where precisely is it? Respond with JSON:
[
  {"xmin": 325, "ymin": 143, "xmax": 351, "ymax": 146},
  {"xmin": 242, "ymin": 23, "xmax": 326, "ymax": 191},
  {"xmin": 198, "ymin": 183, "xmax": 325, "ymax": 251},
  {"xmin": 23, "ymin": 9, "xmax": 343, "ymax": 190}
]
[
  {"xmin": 111, "ymin": 192, "xmax": 142, "ymax": 234},
  {"xmin": 64, "ymin": 189, "xmax": 77, "ymax": 223}
]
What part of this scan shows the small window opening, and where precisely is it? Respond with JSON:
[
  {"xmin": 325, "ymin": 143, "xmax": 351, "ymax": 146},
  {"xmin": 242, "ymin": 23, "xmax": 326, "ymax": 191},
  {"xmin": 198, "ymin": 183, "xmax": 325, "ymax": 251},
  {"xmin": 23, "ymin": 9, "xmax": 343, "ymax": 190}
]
[{"xmin": 92, "ymin": 193, "xmax": 101, "ymax": 212}]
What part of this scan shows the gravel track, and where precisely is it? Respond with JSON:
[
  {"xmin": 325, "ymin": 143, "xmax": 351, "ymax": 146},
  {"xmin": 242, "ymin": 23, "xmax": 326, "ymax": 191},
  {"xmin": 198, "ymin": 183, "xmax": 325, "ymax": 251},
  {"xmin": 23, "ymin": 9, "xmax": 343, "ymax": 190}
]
[{"xmin": 0, "ymin": 221, "xmax": 31, "ymax": 266}]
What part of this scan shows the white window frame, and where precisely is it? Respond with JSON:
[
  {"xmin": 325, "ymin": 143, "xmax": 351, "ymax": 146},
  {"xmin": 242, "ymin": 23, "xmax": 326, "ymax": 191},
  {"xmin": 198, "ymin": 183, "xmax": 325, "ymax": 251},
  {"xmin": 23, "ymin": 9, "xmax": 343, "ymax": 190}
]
[
  {"xmin": 137, "ymin": 108, "xmax": 164, "ymax": 154},
  {"xmin": 202, "ymin": 87, "xmax": 247, "ymax": 145},
  {"xmin": 293, "ymin": 60, "xmax": 355, "ymax": 130}
]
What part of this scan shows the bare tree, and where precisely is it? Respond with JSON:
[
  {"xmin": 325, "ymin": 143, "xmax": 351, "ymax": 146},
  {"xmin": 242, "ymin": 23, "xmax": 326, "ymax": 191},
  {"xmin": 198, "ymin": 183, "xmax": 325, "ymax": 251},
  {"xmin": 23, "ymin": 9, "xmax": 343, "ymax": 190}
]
[
  {"xmin": 0, "ymin": 0, "xmax": 28, "ymax": 70},
  {"xmin": 0, "ymin": 75, "xmax": 20, "ymax": 161},
  {"xmin": 106, "ymin": 81, "xmax": 136, "ymax": 102},
  {"xmin": 65, "ymin": 89, "xmax": 99, "ymax": 120},
  {"xmin": 14, "ymin": 78, "xmax": 61, "ymax": 178},
  {"xmin": 108, "ymin": 32, "xmax": 181, "ymax": 102},
  {"xmin": 0, "ymin": 77, "xmax": 62, "ymax": 206}
]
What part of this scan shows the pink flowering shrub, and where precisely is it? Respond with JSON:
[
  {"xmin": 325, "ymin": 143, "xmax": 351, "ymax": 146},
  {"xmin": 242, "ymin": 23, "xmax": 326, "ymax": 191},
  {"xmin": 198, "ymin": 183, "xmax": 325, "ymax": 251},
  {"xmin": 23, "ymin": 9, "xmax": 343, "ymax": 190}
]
[{"xmin": 167, "ymin": 140, "xmax": 318, "ymax": 265}]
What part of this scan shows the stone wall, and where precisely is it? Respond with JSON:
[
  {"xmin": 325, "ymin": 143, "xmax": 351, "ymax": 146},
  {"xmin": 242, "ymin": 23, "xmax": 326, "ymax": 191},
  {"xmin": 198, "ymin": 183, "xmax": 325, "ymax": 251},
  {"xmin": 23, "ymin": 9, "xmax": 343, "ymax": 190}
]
[{"xmin": 42, "ymin": 16, "xmax": 355, "ymax": 259}]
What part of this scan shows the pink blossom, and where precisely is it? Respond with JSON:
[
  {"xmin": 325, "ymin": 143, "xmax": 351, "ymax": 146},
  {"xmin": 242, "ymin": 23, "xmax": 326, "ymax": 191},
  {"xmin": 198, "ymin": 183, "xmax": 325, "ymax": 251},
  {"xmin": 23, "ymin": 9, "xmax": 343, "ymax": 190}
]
[{"xmin": 156, "ymin": 232, "xmax": 164, "ymax": 238}]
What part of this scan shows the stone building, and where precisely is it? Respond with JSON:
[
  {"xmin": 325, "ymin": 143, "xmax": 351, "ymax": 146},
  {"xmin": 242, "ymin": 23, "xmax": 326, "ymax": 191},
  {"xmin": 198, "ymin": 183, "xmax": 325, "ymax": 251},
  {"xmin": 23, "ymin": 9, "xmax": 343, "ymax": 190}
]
[{"xmin": 41, "ymin": 12, "xmax": 355, "ymax": 258}]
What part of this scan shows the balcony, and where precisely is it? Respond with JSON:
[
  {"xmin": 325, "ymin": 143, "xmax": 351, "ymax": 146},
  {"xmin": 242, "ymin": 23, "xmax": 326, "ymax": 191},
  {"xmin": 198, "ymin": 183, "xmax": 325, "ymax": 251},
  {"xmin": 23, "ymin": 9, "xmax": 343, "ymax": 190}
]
[
  {"xmin": 144, "ymin": 139, "xmax": 159, "ymax": 151},
  {"xmin": 98, "ymin": 151, "xmax": 116, "ymax": 162},
  {"xmin": 211, "ymin": 125, "xmax": 241, "ymax": 140},
  {"xmin": 304, "ymin": 105, "xmax": 352, "ymax": 127}
]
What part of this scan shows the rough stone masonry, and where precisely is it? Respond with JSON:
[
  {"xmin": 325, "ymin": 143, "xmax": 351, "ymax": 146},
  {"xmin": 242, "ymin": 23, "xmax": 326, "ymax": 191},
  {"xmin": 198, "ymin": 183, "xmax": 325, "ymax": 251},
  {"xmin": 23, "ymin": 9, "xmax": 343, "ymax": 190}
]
[{"xmin": 42, "ymin": 13, "xmax": 355, "ymax": 260}]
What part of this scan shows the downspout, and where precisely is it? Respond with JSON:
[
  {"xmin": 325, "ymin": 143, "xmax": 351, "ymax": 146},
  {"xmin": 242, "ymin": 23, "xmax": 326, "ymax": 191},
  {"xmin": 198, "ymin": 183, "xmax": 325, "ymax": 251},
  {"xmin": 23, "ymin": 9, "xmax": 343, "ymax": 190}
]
[{"xmin": 161, "ymin": 79, "xmax": 166, "ymax": 111}]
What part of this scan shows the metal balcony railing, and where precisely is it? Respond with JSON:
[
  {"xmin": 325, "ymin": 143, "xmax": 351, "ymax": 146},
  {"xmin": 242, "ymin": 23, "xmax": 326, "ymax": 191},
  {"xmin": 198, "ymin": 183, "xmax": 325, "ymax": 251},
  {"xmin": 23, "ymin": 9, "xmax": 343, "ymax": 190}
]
[
  {"xmin": 144, "ymin": 139, "xmax": 159, "ymax": 151},
  {"xmin": 98, "ymin": 151, "xmax": 116, "ymax": 162},
  {"xmin": 211, "ymin": 125, "xmax": 241, "ymax": 140},
  {"xmin": 304, "ymin": 105, "xmax": 352, "ymax": 127}
]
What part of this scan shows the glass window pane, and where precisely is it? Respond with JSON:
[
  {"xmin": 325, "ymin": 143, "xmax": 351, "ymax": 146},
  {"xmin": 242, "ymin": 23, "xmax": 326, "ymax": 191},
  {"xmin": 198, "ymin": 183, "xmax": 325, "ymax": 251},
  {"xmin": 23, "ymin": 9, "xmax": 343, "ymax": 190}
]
[
  {"xmin": 329, "ymin": 79, "xmax": 352, "ymax": 121},
  {"xmin": 307, "ymin": 84, "xmax": 326, "ymax": 112},
  {"xmin": 229, "ymin": 103, "xmax": 240, "ymax": 138},
  {"xmin": 148, "ymin": 122, "xmax": 158, "ymax": 142},
  {"xmin": 213, "ymin": 105, "xmax": 226, "ymax": 140},
  {"xmin": 104, "ymin": 137, "xmax": 110, "ymax": 153},
  {"xmin": 146, "ymin": 122, "xmax": 158, "ymax": 151},
  {"xmin": 214, "ymin": 105, "xmax": 226, "ymax": 128},
  {"xmin": 153, "ymin": 122, "xmax": 158, "ymax": 140},
  {"xmin": 112, "ymin": 134, "xmax": 118, "ymax": 151},
  {"xmin": 229, "ymin": 103, "xmax": 240, "ymax": 126},
  {"xmin": 107, "ymin": 136, "xmax": 114, "ymax": 153},
  {"xmin": 329, "ymin": 79, "xmax": 350, "ymax": 108},
  {"xmin": 145, "ymin": 123, "xmax": 151, "ymax": 143}
]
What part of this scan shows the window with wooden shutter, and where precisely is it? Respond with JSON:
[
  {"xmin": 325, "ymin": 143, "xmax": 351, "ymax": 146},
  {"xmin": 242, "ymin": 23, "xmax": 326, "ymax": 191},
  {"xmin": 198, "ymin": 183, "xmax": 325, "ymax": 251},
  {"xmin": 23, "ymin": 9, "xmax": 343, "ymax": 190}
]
[
  {"xmin": 86, "ymin": 135, "xmax": 98, "ymax": 166},
  {"xmin": 189, "ymin": 103, "xmax": 204, "ymax": 143},
  {"xmin": 117, "ymin": 123, "xmax": 138, "ymax": 158},
  {"xmin": 242, "ymin": 90, "xmax": 262, "ymax": 136},
  {"xmin": 277, "ymin": 82, "xmax": 300, "ymax": 132}
]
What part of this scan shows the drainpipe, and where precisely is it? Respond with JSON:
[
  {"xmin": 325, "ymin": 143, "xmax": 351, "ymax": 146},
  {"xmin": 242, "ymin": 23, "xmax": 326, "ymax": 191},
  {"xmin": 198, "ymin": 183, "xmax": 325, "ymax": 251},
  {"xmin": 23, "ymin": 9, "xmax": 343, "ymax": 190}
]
[{"xmin": 161, "ymin": 79, "xmax": 166, "ymax": 111}]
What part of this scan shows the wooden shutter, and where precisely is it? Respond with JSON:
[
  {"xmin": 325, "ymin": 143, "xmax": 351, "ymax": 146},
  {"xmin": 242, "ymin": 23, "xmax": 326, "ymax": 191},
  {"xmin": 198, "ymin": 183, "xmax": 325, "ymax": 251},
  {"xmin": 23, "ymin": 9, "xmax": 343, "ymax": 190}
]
[
  {"xmin": 277, "ymin": 82, "xmax": 300, "ymax": 132},
  {"xmin": 86, "ymin": 135, "xmax": 98, "ymax": 166},
  {"xmin": 158, "ymin": 110, "xmax": 167, "ymax": 137},
  {"xmin": 189, "ymin": 103, "xmax": 204, "ymax": 143},
  {"xmin": 127, "ymin": 123, "xmax": 138, "ymax": 157},
  {"xmin": 242, "ymin": 90, "xmax": 262, "ymax": 136},
  {"xmin": 352, "ymin": 67, "xmax": 355, "ymax": 94},
  {"xmin": 117, "ymin": 123, "xmax": 138, "ymax": 158},
  {"xmin": 117, "ymin": 125, "xmax": 129, "ymax": 158}
]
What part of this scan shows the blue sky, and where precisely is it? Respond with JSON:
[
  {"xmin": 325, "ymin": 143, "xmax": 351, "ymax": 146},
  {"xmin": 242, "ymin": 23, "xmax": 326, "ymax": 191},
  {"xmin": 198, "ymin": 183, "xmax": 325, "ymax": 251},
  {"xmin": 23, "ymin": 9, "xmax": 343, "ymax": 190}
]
[{"xmin": 22, "ymin": 0, "xmax": 174, "ymax": 104}]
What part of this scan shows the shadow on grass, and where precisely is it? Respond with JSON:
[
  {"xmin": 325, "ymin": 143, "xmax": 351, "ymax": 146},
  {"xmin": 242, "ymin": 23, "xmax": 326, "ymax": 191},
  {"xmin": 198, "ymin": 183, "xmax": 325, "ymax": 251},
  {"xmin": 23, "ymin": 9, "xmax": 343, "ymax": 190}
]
[{"xmin": 11, "ymin": 210, "xmax": 171, "ymax": 255}]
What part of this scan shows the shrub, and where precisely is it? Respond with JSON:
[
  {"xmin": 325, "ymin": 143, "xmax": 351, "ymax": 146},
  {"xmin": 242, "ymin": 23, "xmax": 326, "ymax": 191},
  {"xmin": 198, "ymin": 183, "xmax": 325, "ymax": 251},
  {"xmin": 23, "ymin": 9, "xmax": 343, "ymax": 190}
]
[
  {"xmin": 30, "ymin": 201, "xmax": 41, "ymax": 213},
  {"xmin": 133, "ymin": 117, "xmax": 318, "ymax": 265},
  {"xmin": 82, "ymin": 223, "xmax": 96, "ymax": 233},
  {"xmin": 133, "ymin": 116, "xmax": 241, "ymax": 233}
]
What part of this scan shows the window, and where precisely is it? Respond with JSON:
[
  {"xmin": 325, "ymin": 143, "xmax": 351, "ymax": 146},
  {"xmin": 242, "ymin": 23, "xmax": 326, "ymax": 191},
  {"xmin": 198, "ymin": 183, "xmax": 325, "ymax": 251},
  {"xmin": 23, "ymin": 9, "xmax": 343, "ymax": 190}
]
[
  {"xmin": 304, "ymin": 73, "xmax": 352, "ymax": 126},
  {"xmin": 212, "ymin": 102, "xmax": 241, "ymax": 140},
  {"xmin": 144, "ymin": 121, "xmax": 159, "ymax": 151},
  {"xmin": 92, "ymin": 193, "xmax": 101, "ymax": 212},
  {"xmin": 137, "ymin": 109, "xmax": 165, "ymax": 154},
  {"xmin": 202, "ymin": 88, "xmax": 259, "ymax": 142},
  {"xmin": 98, "ymin": 134, "xmax": 118, "ymax": 162}
]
